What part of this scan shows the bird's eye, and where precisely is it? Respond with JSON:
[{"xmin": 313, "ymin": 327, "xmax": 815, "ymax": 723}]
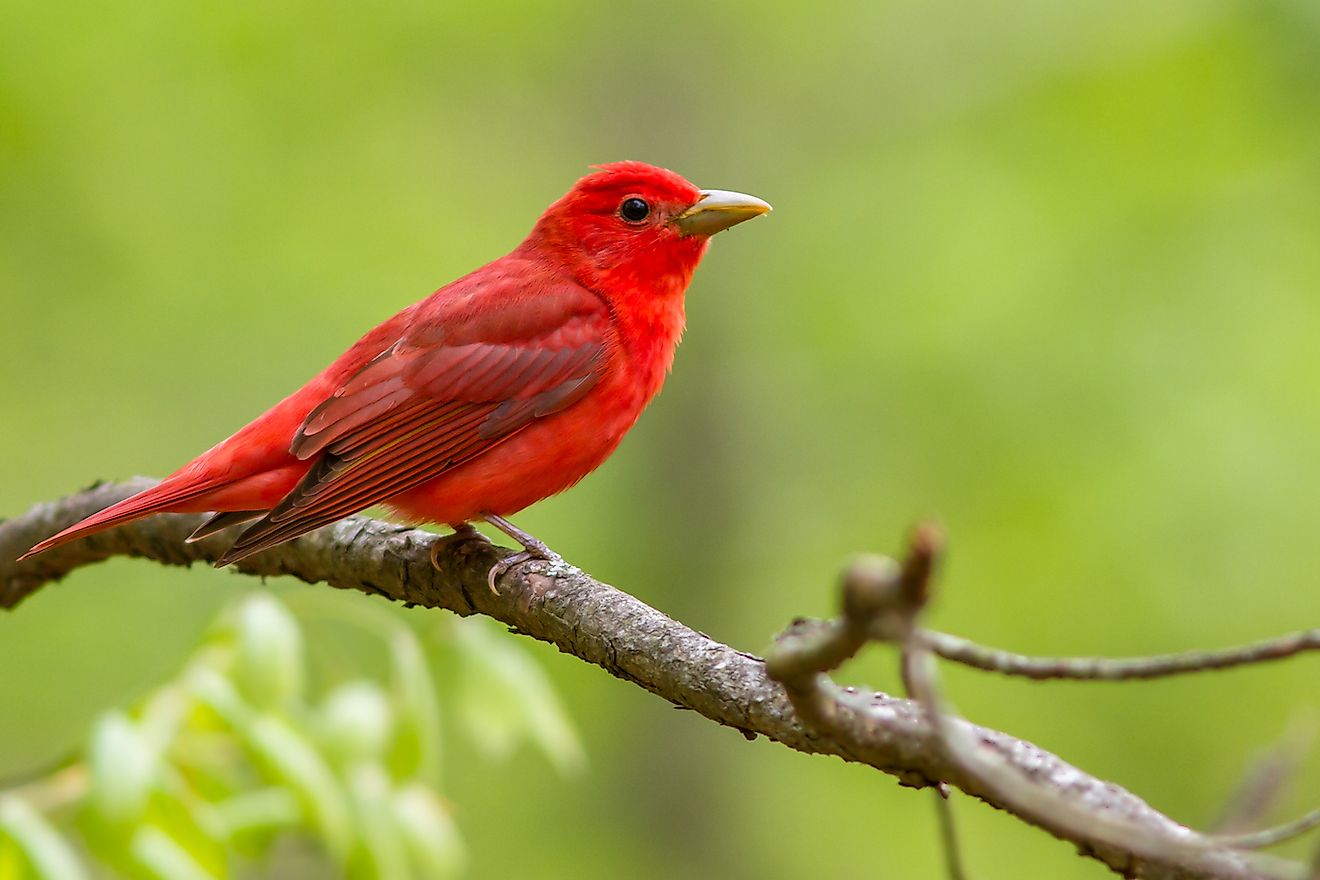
[{"xmin": 619, "ymin": 197, "xmax": 651, "ymax": 223}]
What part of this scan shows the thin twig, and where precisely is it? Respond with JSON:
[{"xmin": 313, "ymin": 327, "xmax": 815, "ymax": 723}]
[
  {"xmin": 769, "ymin": 525, "xmax": 1307, "ymax": 880},
  {"xmin": 933, "ymin": 790, "xmax": 968, "ymax": 880},
  {"xmin": 901, "ymin": 640, "xmax": 1300, "ymax": 878},
  {"xmin": 882, "ymin": 532, "xmax": 969, "ymax": 880},
  {"xmin": 1216, "ymin": 810, "xmax": 1320, "ymax": 851},
  {"xmin": 1213, "ymin": 716, "xmax": 1317, "ymax": 835},
  {"xmin": 5, "ymin": 766, "xmax": 89, "ymax": 815},
  {"xmin": 921, "ymin": 629, "xmax": 1320, "ymax": 681}
]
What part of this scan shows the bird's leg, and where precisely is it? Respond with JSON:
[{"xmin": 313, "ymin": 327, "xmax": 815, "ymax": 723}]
[
  {"xmin": 449, "ymin": 522, "xmax": 488, "ymax": 544},
  {"xmin": 481, "ymin": 513, "xmax": 561, "ymax": 593},
  {"xmin": 430, "ymin": 521, "xmax": 491, "ymax": 569}
]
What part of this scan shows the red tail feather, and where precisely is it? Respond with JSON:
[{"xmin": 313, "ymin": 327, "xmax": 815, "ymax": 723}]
[{"xmin": 17, "ymin": 479, "xmax": 218, "ymax": 561}]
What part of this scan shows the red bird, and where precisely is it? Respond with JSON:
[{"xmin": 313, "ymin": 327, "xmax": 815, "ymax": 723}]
[{"xmin": 21, "ymin": 162, "xmax": 771, "ymax": 587}]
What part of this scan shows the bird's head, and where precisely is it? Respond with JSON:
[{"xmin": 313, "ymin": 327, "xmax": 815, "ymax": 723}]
[{"xmin": 524, "ymin": 161, "xmax": 771, "ymax": 297}]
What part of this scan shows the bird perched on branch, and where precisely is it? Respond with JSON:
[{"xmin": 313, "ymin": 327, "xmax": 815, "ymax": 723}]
[{"xmin": 20, "ymin": 162, "xmax": 771, "ymax": 588}]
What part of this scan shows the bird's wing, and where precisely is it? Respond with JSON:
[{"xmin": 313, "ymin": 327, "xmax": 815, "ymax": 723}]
[{"xmin": 216, "ymin": 277, "xmax": 610, "ymax": 564}]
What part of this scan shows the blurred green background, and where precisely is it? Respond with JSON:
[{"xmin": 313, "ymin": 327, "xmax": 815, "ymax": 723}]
[{"xmin": 4, "ymin": 0, "xmax": 1320, "ymax": 876}]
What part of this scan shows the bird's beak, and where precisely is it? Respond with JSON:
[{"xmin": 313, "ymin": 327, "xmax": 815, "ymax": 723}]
[{"xmin": 674, "ymin": 189, "xmax": 772, "ymax": 238}]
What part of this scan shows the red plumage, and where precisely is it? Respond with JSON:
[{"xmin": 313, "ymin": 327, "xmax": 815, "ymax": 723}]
[{"xmin": 20, "ymin": 162, "xmax": 770, "ymax": 568}]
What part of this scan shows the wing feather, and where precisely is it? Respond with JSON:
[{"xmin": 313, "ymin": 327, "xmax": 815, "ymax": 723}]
[{"xmin": 216, "ymin": 280, "xmax": 610, "ymax": 565}]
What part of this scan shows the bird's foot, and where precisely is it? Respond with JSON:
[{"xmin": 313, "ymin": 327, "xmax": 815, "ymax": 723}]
[
  {"xmin": 430, "ymin": 522, "xmax": 492, "ymax": 569},
  {"xmin": 481, "ymin": 513, "xmax": 561, "ymax": 594}
]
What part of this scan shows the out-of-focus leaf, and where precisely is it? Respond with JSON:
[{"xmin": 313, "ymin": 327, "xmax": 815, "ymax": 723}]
[
  {"xmin": 454, "ymin": 618, "xmax": 585, "ymax": 775},
  {"xmin": 211, "ymin": 788, "xmax": 301, "ymax": 840},
  {"xmin": 136, "ymin": 686, "xmax": 191, "ymax": 754},
  {"xmin": 189, "ymin": 667, "xmax": 354, "ymax": 863},
  {"xmin": 518, "ymin": 680, "xmax": 587, "ymax": 777},
  {"xmin": 233, "ymin": 593, "xmax": 305, "ymax": 711},
  {"xmin": 186, "ymin": 667, "xmax": 248, "ymax": 727},
  {"xmin": 167, "ymin": 730, "xmax": 246, "ymax": 805},
  {"xmin": 387, "ymin": 629, "xmax": 442, "ymax": 783},
  {"xmin": 0, "ymin": 796, "xmax": 87, "ymax": 880},
  {"xmin": 319, "ymin": 680, "xmax": 394, "ymax": 767},
  {"xmin": 87, "ymin": 713, "xmax": 158, "ymax": 825},
  {"xmin": 130, "ymin": 825, "xmax": 217, "ymax": 880},
  {"xmin": 244, "ymin": 717, "xmax": 354, "ymax": 862},
  {"xmin": 142, "ymin": 787, "xmax": 227, "ymax": 877},
  {"xmin": 392, "ymin": 783, "xmax": 464, "ymax": 879},
  {"xmin": 344, "ymin": 764, "xmax": 409, "ymax": 880},
  {"xmin": 0, "ymin": 838, "xmax": 23, "ymax": 880}
]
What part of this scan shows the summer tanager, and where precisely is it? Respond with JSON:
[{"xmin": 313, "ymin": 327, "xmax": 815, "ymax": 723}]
[{"xmin": 20, "ymin": 162, "xmax": 771, "ymax": 587}]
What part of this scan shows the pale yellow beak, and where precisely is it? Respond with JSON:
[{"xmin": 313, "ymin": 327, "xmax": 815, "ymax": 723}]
[{"xmin": 674, "ymin": 189, "xmax": 772, "ymax": 238}]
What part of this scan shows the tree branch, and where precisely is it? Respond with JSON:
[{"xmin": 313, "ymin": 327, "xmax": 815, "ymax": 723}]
[
  {"xmin": 0, "ymin": 480, "xmax": 1306, "ymax": 880},
  {"xmin": 922, "ymin": 629, "xmax": 1320, "ymax": 681}
]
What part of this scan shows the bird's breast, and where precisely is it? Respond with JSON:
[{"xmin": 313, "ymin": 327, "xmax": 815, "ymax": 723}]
[
  {"xmin": 389, "ymin": 290, "xmax": 688, "ymax": 524},
  {"xmin": 386, "ymin": 364, "xmax": 654, "ymax": 523}
]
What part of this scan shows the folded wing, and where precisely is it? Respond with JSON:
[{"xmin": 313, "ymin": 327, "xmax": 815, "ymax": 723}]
[{"xmin": 216, "ymin": 278, "xmax": 610, "ymax": 565}]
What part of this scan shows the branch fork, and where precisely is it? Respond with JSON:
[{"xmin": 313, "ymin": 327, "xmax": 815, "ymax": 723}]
[{"xmin": 4, "ymin": 482, "xmax": 1319, "ymax": 879}]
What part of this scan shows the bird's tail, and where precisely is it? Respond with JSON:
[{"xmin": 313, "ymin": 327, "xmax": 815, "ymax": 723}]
[{"xmin": 17, "ymin": 478, "xmax": 220, "ymax": 561}]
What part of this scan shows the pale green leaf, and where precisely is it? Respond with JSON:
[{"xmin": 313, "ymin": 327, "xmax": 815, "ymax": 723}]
[
  {"xmin": 319, "ymin": 681, "xmax": 394, "ymax": 767},
  {"xmin": 130, "ymin": 825, "xmax": 218, "ymax": 880},
  {"xmin": 189, "ymin": 667, "xmax": 354, "ymax": 863},
  {"xmin": 392, "ymin": 783, "xmax": 464, "ymax": 879},
  {"xmin": 213, "ymin": 789, "xmax": 302, "ymax": 843},
  {"xmin": 387, "ymin": 628, "xmax": 442, "ymax": 783},
  {"xmin": 245, "ymin": 716, "xmax": 355, "ymax": 863},
  {"xmin": 344, "ymin": 765, "xmax": 410, "ymax": 880},
  {"xmin": 454, "ymin": 619, "xmax": 585, "ymax": 775},
  {"xmin": 0, "ymin": 797, "xmax": 87, "ymax": 880},
  {"xmin": 233, "ymin": 593, "xmax": 305, "ymax": 710},
  {"xmin": 88, "ymin": 712, "xmax": 158, "ymax": 825}
]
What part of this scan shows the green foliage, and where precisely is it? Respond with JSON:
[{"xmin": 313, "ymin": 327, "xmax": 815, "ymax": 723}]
[
  {"xmin": 386, "ymin": 630, "xmax": 443, "ymax": 784},
  {"xmin": 0, "ymin": 594, "xmax": 581, "ymax": 878},
  {"xmin": 232, "ymin": 595, "xmax": 305, "ymax": 712},
  {"xmin": 451, "ymin": 619, "xmax": 585, "ymax": 777},
  {"xmin": 0, "ymin": 797, "xmax": 86, "ymax": 880}
]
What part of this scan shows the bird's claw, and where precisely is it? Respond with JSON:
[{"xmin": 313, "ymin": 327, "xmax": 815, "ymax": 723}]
[
  {"xmin": 486, "ymin": 547, "xmax": 555, "ymax": 593},
  {"xmin": 480, "ymin": 513, "xmax": 559, "ymax": 594},
  {"xmin": 430, "ymin": 523, "xmax": 492, "ymax": 569}
]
